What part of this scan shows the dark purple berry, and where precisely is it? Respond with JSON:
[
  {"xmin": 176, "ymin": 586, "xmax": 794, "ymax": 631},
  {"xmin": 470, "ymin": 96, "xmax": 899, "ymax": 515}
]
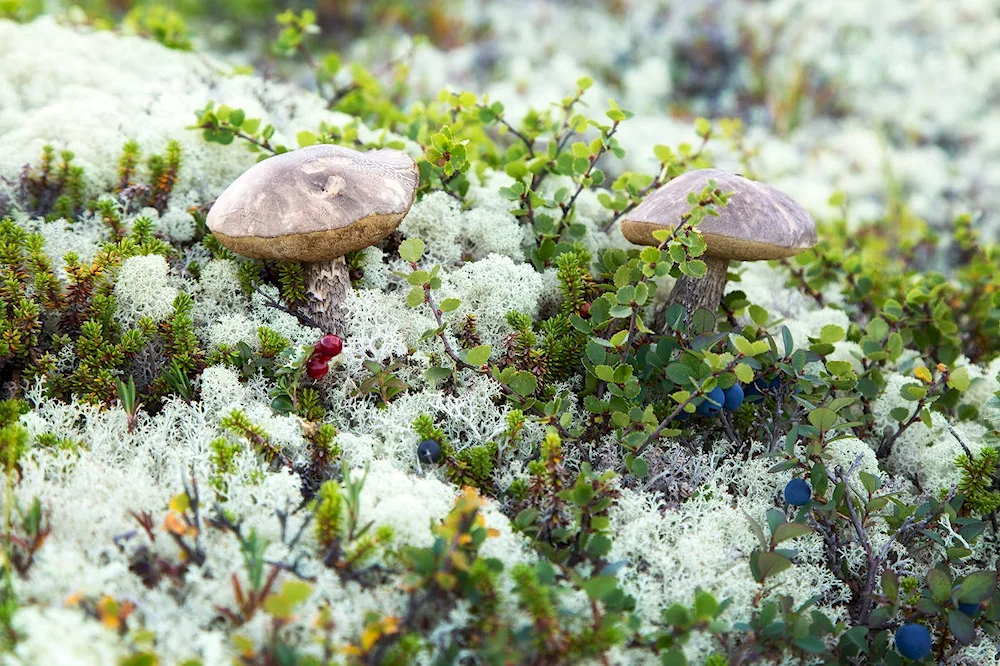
[
  {"xmin": 895, "ymin": 623, "xmax": 931, "ymax": 661},
  {"xmin": 958, "ymin": 602, "xmax": 980, "ymax": 617},
  {"xmin": 417, "ymin": 439, "xmax": 442, "ymax": 464},
  {"xmin": 696, "ymin": 386, "xmax": 725, "ymax": 416},
  {"xmin": 783, "ymin": 478, "xmax": 812, "ymax": 506},
  {"xmin": 723, "ymin": 384, "xmax": 744, "ymax": 411}
]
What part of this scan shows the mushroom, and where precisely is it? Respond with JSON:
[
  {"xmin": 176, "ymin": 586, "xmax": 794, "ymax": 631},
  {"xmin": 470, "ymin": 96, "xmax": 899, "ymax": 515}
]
[
  {"xmin": 206, "ymin": 144, "xmax": 419, "ymax": 336},
  {"xmin": 620, "ymin": 168, "xmax": 816, "ymax": 322}
]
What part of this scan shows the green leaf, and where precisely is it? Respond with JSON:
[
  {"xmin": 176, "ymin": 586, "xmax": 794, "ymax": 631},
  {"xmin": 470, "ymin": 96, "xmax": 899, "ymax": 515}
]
[
  {"xmin": 694, "ymin": 589, "xmax": 719, "ymax": 619},
  {"xmin": 399, "ymin": 238, "xmax": 425, "ymax": 263},
  {"xmin": 781, "ymin": 326, "xmax": 794, "ymax": 356},
  {"xmin": 406, "ymin": 270, "xmax": 430, "ymax": 286},
  {"xmin": 270, "ymin": 395, "xmax": 294, "ymax": 413},
  {"xmin": 734, "ymin": 362, "xmax": 754, "ymax": 384},
  {"xmin": 754, "ymin": 551, "xmax": 791, "ymax": 581},
  {"xmin": 859, "ymin": 471, "xmax": 878, "ymax": 495},
  {"xmin": 820, "ymin": 324, "xmax": 845, "ymax": 343},
  {"xmin": 691, "ymin": 308, "xmax": 715, "ymax": 334},
  {"xmin": 582, "ymin": 575, "xmax": 619, "ymax": 601},
  {"xmin": 660, "ymin": 649, "xmax": 688, "ymax": 666},
  {"xmin": 508, "ymin": 371, "xmax": 538, "ymax": 397},
  {"xmin": 465, "ymin": 345, "xmax": 492, "ymax": 366},
  {"xmin": 792, "ymin": 636, "xmax": 828, "ymax": 654},
  {"xmin": 296, "ymin": 130, "xmax": 317, "ymax": 147},
  {"xmin": 241, "ymin": 117, "xmax": 261, "ymax": 134},
  {"xmin": 808, "ymin": 408, "xmax": 837, "ymax": 432},
  {"xmin": 882, "ymin": 570, "xmax": 899, "ymax": 603},
  {"xmin": 926, "ymin": 568, "xmax": 953, "ymax": 604},
  {"xmin": 280, "ymin": 579, "xmax": 312, "ymax": 605},
  {"xmin": 264, "ymin": 594, "xmax": 292, "ymax": 619},
  {"xmin": 948, "ymin": 367, "xmax": 971, "ymax": 392},
  {"xmin": 665, "ymin": 363, "xmax": 693, "ymax": 385},
  {"xmin": 684, "ymin": 259, "xmax": 706, "ymax": 278},
  {"xmin": 733, "ymin": 335, "xmax": 756, "ymax": 357},
  {"xmin": 867, "ymin": 317, "xmax": 889, "ymax": 341},
  {"xmin": 772, "ymin": 522, "xmax": 814, "ymax": 544},
  {"xmin": 958, "ymin": 571, "xmax": 997, "ymax": 604},
  {"xmin": 424, "ymin": 366, "xmax": 452, "ymax": 384},
  {"xmin": 406, "ymin": 286, "xmax": 425, "ymax": 308},
  {"xmin": 629, "ymin": 457, "xmax": 649, "ymax": 478},
  {"xmin": 595, "ymin": 365, "xmax": 615, "ymax": 382},
  {"xmin": 440, "ymin": 298, "xmax": 461, "ymax": 312},
  {"xmin": 694, "ymin": 117, "xmax": 712, "ymax": 138},
  {"xmin": 811, "ymin": 462, "xmax": 829, "ymax": 498},
  {"xmin": 948, "ymin": 609, "xmax": 976, "ymax": 645}
]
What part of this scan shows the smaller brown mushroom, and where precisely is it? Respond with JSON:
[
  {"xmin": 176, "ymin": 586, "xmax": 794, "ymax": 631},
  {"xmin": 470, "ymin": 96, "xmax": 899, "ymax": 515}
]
[
  {"xmin": 620, "ymin": 168, "xmax": 817, "ymax": 324},
  {"xmin": 207, "ymin": 144, "xmax": 419, "ymax": 336}
]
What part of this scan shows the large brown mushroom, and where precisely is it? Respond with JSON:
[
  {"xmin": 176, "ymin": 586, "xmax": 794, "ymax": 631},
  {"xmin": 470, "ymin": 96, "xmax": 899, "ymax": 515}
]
[
  {"xmin": 620, "ymin": 168, "xmax": 817, "ymax": 321},
  {"xmin": 207, "ymin": 144, "xmax": 419, "ymax": 336}
]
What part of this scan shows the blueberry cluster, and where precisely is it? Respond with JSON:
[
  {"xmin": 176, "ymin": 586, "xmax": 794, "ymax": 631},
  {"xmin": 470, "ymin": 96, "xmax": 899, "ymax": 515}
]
[{"xmin": 683, "ymin": 375, "xmax": 788, "ymax": 421}]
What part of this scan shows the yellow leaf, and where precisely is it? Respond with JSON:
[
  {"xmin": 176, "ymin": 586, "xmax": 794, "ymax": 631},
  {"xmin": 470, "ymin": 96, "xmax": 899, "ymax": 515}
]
[
  {"xmin": 914, "ymin": 366, "xmax": 932, "ymax": 383},
  {"xmin": 168, "ymin": 493, "xmax": 190, "ymax": 513},
  {"xmin": 360, "ymin": 626, "xmax": 380, "ymax": 652}
]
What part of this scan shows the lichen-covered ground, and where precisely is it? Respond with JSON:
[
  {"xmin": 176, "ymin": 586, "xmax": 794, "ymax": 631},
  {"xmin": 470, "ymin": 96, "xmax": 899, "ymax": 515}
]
[{"xmin": 1, "ymin": 1, "xmax": 1000, "ymax": 664}]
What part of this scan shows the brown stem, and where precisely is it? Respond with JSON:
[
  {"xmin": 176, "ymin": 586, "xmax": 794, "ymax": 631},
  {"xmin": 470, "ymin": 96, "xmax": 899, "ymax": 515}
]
[
  {"xmin": 303, "ymin": 255, "xmax": 352, "ymax": 337},
  {"xmin": 664, "ymin": 254, "xmax": 729, "ymax": 322}
]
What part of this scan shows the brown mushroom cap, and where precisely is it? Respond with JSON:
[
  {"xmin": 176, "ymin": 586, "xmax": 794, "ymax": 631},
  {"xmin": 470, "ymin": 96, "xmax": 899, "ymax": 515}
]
[
  {"xmin": 207, "ymin": 144, "xmax": 419, "ymax": 262},
  {"xmin": 620, "ymin": 169, "xmax": 817, "ymax": 260}
]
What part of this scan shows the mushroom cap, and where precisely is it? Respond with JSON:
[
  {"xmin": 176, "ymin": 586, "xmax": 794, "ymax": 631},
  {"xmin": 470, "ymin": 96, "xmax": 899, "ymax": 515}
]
[
  {"xmin": 620, "ymin": 168, "xmax": 817, "ymax": 260},
  {"xmin": 207, "ymin": 144, "xmax": 419, "ymax": 262}
]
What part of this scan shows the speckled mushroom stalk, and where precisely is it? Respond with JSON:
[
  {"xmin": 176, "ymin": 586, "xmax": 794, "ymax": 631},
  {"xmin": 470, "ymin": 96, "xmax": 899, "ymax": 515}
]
[
  {"xmin": 620, "ymin": 169, "xmax": 817, "ymax": 331},
  {"xmin": 206, "ymin": 144, "xmax": 419, "ymax": 337}
]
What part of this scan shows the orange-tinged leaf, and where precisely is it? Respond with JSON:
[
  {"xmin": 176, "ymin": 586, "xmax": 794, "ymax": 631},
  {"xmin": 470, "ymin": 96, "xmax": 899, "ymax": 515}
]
[{"xmin": 163, "ymin": 512, "xmax": 187, "ymax": 536}]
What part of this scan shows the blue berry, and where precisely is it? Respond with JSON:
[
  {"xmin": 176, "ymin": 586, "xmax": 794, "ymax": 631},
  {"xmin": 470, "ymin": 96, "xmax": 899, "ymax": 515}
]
[
  {"xmin": 723, "ymin": 383, "xmax": 744, "ymax": 411},
  {"xmin": 783, "ymin": 478, "xmax": 812, "ymax": 506},
  {"xmin": 895, "ymin": 623, "xmax": 932, "ymax": 661},
  {"xmin": 958, "ymin": 602, "xmax": 980, "ymax": 617},
  {"xmin": 696, "ymin": 386, "xmax": 725, "ymax": 416},
  {"xmin": 417, "ymin": 439, "xmax": 442, "ymax": 464},
  {"xmin": 768, "ymin": 375, "xmax": 782, "ymax": 390}
]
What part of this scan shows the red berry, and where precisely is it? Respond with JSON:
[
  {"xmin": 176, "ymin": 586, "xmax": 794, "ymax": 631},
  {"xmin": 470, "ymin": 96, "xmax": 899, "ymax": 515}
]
[
  {"xmin": 313, "ymin": 334, "xmax": 343, "ymax": 359},
  {"xmin": 306, "ymin": 358, "xmax": 329, "ymax": 379}
]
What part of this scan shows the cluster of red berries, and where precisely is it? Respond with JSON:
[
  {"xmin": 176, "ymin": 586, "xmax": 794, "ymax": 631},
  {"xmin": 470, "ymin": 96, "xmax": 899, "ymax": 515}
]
[{"xmin": 305, "ymin": 334, "xmax": 343, "ymax": 379}]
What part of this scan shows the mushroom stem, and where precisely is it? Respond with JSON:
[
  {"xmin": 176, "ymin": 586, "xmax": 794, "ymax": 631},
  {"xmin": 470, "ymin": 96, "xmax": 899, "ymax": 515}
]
[
  {"xmin": 665, "ymin": 254, "xmax": 730, "ymax": 320},
  {"xmin": 303, "ymin": 255, "xmax": 352, "ymax": 337}
]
